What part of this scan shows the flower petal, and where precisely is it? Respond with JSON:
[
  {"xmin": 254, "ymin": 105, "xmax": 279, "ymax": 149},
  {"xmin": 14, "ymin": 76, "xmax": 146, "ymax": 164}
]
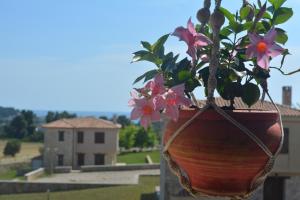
[
  {"xmin": 153, "ymin": 95, "xmax": 166, "ymax": 111},
  {"xmin": 265, "ymin": 28, "xmax": 277, "ymax": 44},
  {"xmin": 194, "ymin": 34, "xmax": 212, "ymax": 47},
  {"xmin": 151, "ymin": 111, "xmax": 161, "ymax": 122},
  {"xmin": 140, "ymin": 116, "xmax": 151, "ymax": 129},
  {"xmin": 268, "ymin": 43, "xmax": 284, "ymax": 57},
  {"xmin": 173, "ymin": 27, "xmax": 192, "ymax": 45},
  {"xmin": 257, "ymin": 54, "xmax": 270, "ymax": 69},
  {"xmin": 131, "ymin": 108, "xmax": 142, "ymax": 120},
  {"xmin": 165, "ymin": 106, "xmax": 179, "ymax": 121},
  {"xmin": 187, "ymin": 18, "xmax": 197, "ymax": 35},
  {"xmin": 170, "ymin": 84, "xmax": 185, "ymax": 94},
  {"xmin": 248, "ymin": 33, "xmax": 261, "ymax": 44},
  {"xmin": 245, "ymin": 44, "xmax": 257, "ymax": 59}
]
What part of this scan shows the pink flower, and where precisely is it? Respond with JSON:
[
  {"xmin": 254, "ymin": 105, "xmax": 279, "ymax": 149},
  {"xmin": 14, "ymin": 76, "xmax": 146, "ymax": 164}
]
[
  {"xmin": 246, "ymin": 28, "xmax": 285, "ymax": 69},
  {"xmin": 130, "ymin": 98, "xmax": 161, "ymax": 129},
  {"xmin": 128, "ymin": 90, "xmax": 139, "ymax": 107},
  {"xmin": 173, "ymin": 18, "xmax": 212, "ymax": 61},
  {"xmin": 145, "ymin": 74, "xmax": 166, "ymax": 96},
  {"xmin": 164, "ymin": 84, "xmax": 192, "ymax": 121}
]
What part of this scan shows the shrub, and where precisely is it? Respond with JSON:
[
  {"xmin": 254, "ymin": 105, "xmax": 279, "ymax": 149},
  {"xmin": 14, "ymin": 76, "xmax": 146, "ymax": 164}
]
[{"xmin": 3, "ymin": 140, "xmax": 21, "ymax": 157}]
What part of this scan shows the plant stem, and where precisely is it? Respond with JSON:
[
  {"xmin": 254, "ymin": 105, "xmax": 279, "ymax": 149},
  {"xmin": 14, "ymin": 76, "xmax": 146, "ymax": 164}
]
[{"xmin": 270, "ymin": 67, "xmax": 300, "ymax": 75}]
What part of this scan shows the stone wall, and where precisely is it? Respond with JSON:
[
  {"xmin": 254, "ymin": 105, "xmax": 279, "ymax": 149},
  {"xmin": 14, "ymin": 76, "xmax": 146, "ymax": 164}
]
[
  {"xmin": 81, "ymin": 164, "xmax": 160, "ymax": 172},
  {"xmin": 0, "ymin": 181, "xmax": 119, "ymax": 194}
]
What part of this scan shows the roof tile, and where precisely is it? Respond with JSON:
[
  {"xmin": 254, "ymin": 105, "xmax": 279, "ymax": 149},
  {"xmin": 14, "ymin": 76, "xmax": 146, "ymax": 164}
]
[
  {"xmin": 42, "ymin": 117, "xmax": 121, "ymax": 129},
  {"xmin": 198, "ymin": 97, "xmax": 300, "ymax": 117}
]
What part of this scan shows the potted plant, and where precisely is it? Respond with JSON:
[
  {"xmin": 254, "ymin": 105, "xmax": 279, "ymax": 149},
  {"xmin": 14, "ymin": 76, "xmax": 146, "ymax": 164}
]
[{"xmin": 129, "ymin": 0, "xmax": 299, "ymax": 199}]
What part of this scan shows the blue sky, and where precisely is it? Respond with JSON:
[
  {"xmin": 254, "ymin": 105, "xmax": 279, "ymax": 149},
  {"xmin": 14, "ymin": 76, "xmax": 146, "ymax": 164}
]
[{"xmin": 0, "ymin": 0, "xmax": 299, "ymax": 112}]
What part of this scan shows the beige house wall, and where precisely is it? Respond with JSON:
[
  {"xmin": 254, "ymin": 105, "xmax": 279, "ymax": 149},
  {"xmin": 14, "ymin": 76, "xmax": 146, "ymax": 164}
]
[
  {"xmin": 273, "ymin": 116, "xmax": 300, "ymax": 174},
  {"xmin": 43, "ymin": 127, "xmax": 119, "ymax": 170}
]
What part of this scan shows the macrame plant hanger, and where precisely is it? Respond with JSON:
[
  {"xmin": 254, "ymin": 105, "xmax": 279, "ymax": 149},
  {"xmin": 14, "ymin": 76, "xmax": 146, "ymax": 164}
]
[{"xmin": 162, "ymin": 0, "xmax": 285, "ymax": 199}]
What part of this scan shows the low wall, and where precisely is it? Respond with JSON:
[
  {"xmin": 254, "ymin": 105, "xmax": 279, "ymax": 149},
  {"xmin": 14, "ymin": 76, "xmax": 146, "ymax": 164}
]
[
  {"xmin": 54, "ymin": 166, "xmax": 72, "ymax": 174},
  {"xmin": 25, "ymin": 168, "xmax": 44, "ymax": 181},
  {"xmin": 81, "ymin": 164, "xmax": 160, "ymax": 172},
  {"xmin": 0, "ymin": 162, "xmax": 30, "ymax": 173},
  {"xmin": 0, "ymin": 181, "xmax": 119, "ymax": 194}
]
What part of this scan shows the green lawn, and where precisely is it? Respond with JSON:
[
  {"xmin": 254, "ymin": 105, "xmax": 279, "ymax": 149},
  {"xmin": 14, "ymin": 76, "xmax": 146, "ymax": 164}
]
[
  {"xmin": 0, "ymin": 169, "xmax": 26, "ymax": 180},
  {"xmin": 117, "ymin": 151, "xmax": 160, "ymax": 164},
  {"xmin": 0, "ymin": 176, "xmax": 159, "ymax": 200},
  {"xmin": 0, "ymin": 169, "xmax": 17, "ymax": 180}
]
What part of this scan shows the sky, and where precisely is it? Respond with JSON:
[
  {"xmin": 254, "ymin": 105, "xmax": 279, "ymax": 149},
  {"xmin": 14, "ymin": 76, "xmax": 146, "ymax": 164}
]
[{"xmin": 0, "ymin": 0, "xmax": 300, "ymax": 112}]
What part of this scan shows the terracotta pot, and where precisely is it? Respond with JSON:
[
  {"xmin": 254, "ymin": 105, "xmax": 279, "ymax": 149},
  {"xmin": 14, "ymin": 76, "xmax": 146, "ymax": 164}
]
[{"xmin": 163, "ymin": 108, "xmax": 282, "ymax": 197}]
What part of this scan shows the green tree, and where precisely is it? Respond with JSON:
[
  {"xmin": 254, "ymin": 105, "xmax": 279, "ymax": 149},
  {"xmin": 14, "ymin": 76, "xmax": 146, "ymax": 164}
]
[
  {"xmin": 116, "ymin": 115, "xmax": 131, "ymax": 128},
  {"xmin": 45, "ymin": 111, "xmax": 77, "ymax": 123},
  {"xmin": 119, "ymin": 125, "xmax": 139, "ymax": 149},
  {"xmin": 134, "ymin": 126, "xmax": 158, "ymax": 148},
  {"xmin": 99, "ymin": 116, "xmax": 108, "ymax": 120},
  {"xmin": 3, "ymin": 140, "xmax": 21, "ymax": 157},
  {"xmin": 4, "ymin": 116, "xmax": 28, "ymax": 139}
]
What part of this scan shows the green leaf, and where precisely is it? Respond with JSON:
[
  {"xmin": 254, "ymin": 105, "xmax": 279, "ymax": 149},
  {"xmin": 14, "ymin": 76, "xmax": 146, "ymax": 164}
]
[
  {"xmin": 133, "ymin": 69, "xmax": 159, "ymax": 84},
  {"xmin": 240, "ymin": 6, "xmax": 251, "ymax": 20},
  {"xmin": 242, "ymin": 21, "xmax": 253, "ymax": 31},
  {"xmin": 141, "ymin": 41, "xmax": 152, "ymax": 51},
  {"xmin": 229, "ymin": 21, "xmax": 243, "ymax": 33},
  {"xmin": 220, "ymin": 26, "xmax": 233, "ymax": 37},
  {"xmin": 219, "ymin": 7, "xmax": 235, "ymax": 24},
  {"xmin": 268, "ymin": 0, "xmax": 287, "ymax": 10},
  {"xmin": 152, "ymin": 34, "xmax": 169, "ymax": 55},
  {"xmin": 178, "ymin": 70, "xmax": 191, "ymax": 81},
  {"xmin": 161, "ymin": 52, "xmax": 177, "ymax": 72},
  {"xmin": 275, "ymin": 28, "xmax": 288, "ymax": 44},
  {"xmin": 132, "ymin": 50, "xmax": 161, "ymax": 66},
  {"xmin": 273, "ymin": 7, "xmax": 293, "ymax": 25}
]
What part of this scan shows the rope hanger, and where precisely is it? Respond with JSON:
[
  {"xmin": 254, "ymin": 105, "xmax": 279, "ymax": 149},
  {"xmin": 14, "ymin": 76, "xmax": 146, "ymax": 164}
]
[{"xmin": 163, "ymin": 0, "xmax": 285, "ymax": 199}]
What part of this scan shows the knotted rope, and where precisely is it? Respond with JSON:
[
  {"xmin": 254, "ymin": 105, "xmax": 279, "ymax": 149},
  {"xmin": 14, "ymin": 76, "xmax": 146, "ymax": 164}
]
[{"xmin": 163, "ymin": 0, "xmax": 284, "ymax": 199}]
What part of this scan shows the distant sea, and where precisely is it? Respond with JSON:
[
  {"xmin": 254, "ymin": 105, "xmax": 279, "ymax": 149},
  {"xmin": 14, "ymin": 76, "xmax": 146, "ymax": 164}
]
[{"xmin": 33, "ymin": 110, "xmax": 130, "ymax": 118}]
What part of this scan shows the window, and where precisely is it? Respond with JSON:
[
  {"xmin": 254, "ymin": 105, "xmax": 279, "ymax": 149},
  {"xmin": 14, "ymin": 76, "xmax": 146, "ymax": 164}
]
[
  {"xmin": 57, "ymin": 154, "xmax": 64, "ymax": 166},
  {"xmin": 58, "ymin": 131, "xmax": 64, "ymax": 141},
  {"xmin": 77, "ymin": 153, "xmax": 85, "ymax": 166},
  {"xmin": 95, "ymin": 132, "xmax": 105, "ymax": 143},
  {"xmin": 94, "ymin": 154, "xmax": 105, "ymax": 165},
  {"xmin": 77, "ymin": 131, "xmax": 84, "ymax": 143},
  {"xmin": 281, "ymin": 128, "xmax": 289, "ymax": 154}
]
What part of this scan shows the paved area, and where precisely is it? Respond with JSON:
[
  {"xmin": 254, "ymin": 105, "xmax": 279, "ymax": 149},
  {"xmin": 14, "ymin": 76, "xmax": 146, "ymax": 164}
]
[{"xmin": 33, "ymin": 169, "xmax": 160, "ymax": 185}]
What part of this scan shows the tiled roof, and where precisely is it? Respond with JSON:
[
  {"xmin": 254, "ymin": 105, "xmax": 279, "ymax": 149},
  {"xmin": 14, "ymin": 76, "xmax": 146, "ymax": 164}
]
[
  {"xmin": 198, "ymin": 97, "xmax": 300, "ymax": 117},
  {"xmin": 42, "ymin": 117, "xmax": 121, "ymax": 129}
]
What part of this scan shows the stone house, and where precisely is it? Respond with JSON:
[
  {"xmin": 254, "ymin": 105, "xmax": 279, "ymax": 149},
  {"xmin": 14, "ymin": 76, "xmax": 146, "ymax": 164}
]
[
  {"xmin": 160, "ymin": 86, "xmax": 300, "ymax": 200},
  {"xmin": 42, "ymin": 117, "xmax": 121, "ymax": 170}
]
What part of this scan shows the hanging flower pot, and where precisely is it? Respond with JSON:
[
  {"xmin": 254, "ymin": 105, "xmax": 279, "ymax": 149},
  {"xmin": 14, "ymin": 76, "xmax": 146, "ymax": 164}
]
[
  {"xmin": 128, "ymin": 0, "xmax": 299, "ymax": 198},
  {"xmin": 163, "ymin": 108, "xmax": 282, "ymax": 198}
]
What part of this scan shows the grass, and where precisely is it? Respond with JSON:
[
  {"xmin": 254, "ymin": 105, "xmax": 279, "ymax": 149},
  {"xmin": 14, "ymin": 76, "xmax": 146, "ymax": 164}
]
[
  {"xmin": 0, "ymin": 176, "xmax": 160, "ymax": 200},
  {"xmin": 117, "ymin": 151, "xmax": 160, "ymax": 164},
  {"xmin": 0, "ymin": 169, "xmax": 26, "ymax": 180},
  {"xmin": 0, "ymin": 140, "xmax": 43, "ymax": 164},
  {"xmin": 0, "ymin": 169, "xmax": 17, "ymax": 180}
]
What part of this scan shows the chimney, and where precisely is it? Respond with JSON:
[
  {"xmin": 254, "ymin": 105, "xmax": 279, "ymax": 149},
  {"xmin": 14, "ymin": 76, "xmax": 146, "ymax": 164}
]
[{"xmin": 282, "ymin": 86, "xmax": 292, "ymax": 107}]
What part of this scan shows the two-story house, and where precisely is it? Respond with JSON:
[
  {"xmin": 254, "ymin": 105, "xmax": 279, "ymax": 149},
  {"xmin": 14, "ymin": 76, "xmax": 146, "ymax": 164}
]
[{"xmin": 42, "ymin": 117, "xmax": 121, "ymax": 170}]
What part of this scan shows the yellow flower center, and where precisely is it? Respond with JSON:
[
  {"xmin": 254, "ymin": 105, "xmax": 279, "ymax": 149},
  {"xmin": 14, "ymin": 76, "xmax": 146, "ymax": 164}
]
[
  {"xmin": 142, "ymin": 105, "xmax": 153, "ymax": 115},
  {"xmin": 256, "ymin": 41, "xmax": 267, "ymax": 53}
]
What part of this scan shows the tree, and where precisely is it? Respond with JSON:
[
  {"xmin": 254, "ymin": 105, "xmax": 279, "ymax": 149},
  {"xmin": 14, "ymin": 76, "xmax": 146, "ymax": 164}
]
[
  {"xmin": 4, "ymin": 116, "xmax": 28, "ymax": 139},
  {"xmin": 99, "ymin": 116, "xmax": 108, "ymax": 120},
  {"xmin": 119, "ymin": 125, "xmax": 138, "ymax": 149},
  {"xmin": 116, "ymin": 115, "xmax": 131, "ymax": 128},
  {"xmin": 45, "ymin": 111, "xmax": 77, "ymax": 123},
  {"xmin": 3, "ymin": 140, "xmax": 21, "ymax": 157},
  {"xmin": 134, "ymin": 126, "xmax": 158, "ymax": 148}
]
